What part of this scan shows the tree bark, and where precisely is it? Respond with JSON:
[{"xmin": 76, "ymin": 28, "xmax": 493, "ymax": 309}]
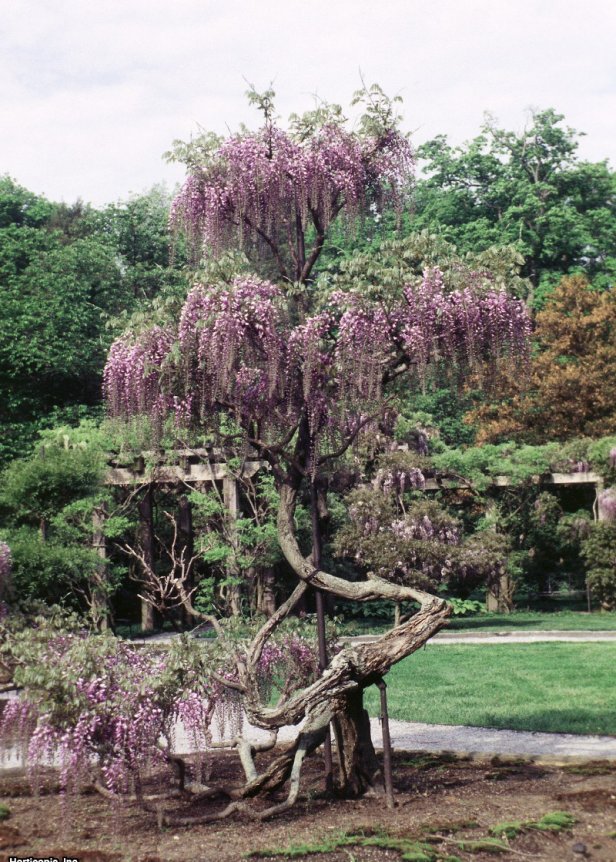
[
  {"xmin": 228, "ymin": 475, "xmax": 453, "ymax": 800},
  {"xmin": 333, "ymin": 687, "xmax": 381, "ymax": 796}
]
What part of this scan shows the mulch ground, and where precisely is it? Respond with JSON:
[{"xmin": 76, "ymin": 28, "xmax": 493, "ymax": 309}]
[{"xmin": 0, "ymin": 751, "xmax": 615, "ymax": 862}]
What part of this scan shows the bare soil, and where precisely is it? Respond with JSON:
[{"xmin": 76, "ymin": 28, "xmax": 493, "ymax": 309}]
[{"xmin": 0, "ymin": 751, "xmax": 615, "ymax": 862}]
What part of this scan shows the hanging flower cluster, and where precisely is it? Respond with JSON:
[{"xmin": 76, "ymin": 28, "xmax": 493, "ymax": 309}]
[
  {"xmin": 170, "ymin": 123, "xmax": 413, "ymax": 258},
  {"xmin": 103, "ymin": 325, "xmax": 175, "ymax": 423},
  {"xmin": 103, "ymin": 268, "xmax": 530, "ymax": 465},
  {"xmin": 336, "ymin": 486, "xmax": 509, "ymax": 592},
  {"xmin": 373, "ymin": 465, "xmax": 426, "ymax": 495},
  {"xmin": 178, "ymin": 276, "xmax": 287, "ymax": 420},
  {"xmin": 1, "ymin": 624, "xmax": 321, "ymax": 797},
  {"xmin": 390, "ymin": 513, "xmax": 460, "ymax": 546},
  {"xmin": 255, "ymin": 635, "xmax": 319, "ymax": 703},
  {"xmin": 337, "ymin": 491, "xmax": 463, "ymax": 587},
  {"xmin": 2, "ymin": 637, "xmax": 174, "ymax": 795},
  {"xmin": 400, "ymin": 268, "xmax": 531, "ymax": 386}
]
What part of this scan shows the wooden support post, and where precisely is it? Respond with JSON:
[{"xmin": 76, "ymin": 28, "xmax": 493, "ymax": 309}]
[
  {"xmin": 596, "ymin": 477, "xmax": 607, "ymax": 522},
  {"xmin": 92, "ymin": 504, "xmax": 109, "ymax": 630},
  {"xmin": 260, "ymin": 568, "xmax": 277, "ymax": 617},
  {"xmin": 222, "ymin": 476, "xmax": 242, "ymax": 616},
  {"xmin": 178, "ymin": 495, "xmax": 194, "ymax": 628},
  {"xmin": 376, "ymin": 677, "xmax": 395, "ymax": 809},
  {"xmin": 138, "ymin": 486, "xmax": 156, "ymax": 632}
]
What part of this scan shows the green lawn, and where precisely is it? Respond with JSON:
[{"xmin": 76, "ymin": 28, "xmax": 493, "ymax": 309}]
[
  {"xmin": 446, "ymin": 610, "xmax": 616, "ymax": 632},
  {"xmin": 364, "ymin": 643, "xmax": 616, "ymax": 736}
]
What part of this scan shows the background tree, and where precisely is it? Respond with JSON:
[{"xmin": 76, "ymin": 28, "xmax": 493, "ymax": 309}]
[
  {"xmin": 412, "ymin": 109, "xmax": 616, "ymax": 304},
  {"xmin": 0, "ymin": 178, "xmax": 188, "ymax": 465},
  {"xmin": 469, "ymin": 275, "xmax": 616, "ymax": 443},
  {"xmin": 0, "ymin": 423, "xmax": 129, "ymax": 624}
]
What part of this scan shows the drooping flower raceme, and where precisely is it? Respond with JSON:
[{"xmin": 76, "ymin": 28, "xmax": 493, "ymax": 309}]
[
  {"xmin": 170, "ymin": 124, "xmax": 414, "ymax": 263},
  {"xmin": 598, "ymin": 488, "xmax": 616, "ymax": 522},
  {"xmin": 1, "ymin": 626, "xmax": 321, "ymax": 797},
  {"xmin": 104, "ymin": 270, "xmax": 530, "ymax": 466}
]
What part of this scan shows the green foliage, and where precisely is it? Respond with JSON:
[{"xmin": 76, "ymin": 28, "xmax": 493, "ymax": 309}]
[
  {"xmin": 0, "ymin": 804, "xmax": 11, "ymax": 821},
  {"xmin": 448, "ymin": 598, "xmax": 486, "ymax": 616},
  {"xmin": 0, "ymin": 177, "xmax": 188, "ymax": 464},
  {"xmin": 530, "ymin": 811, "xmax": 575, "ymax": 831},
  {"xmin": 6, "ymin": 529, "xmax": 101, "ymax": 606},
  {"xmin": 319, "ymin": 230, "xmax": 530, "ymax": 307},
  {"xmin": 489, "ymin": 811, "xmax": 574, "ymax": 840},
  {"xmin": 0, "ymin": 434, "xmax": 105, "ymax": 528},
  {"xmin": 249, "ymin": 829, "xmax": 452, "ymax": 861},
  {"xmin": 412, "ymin": 110, "xmax": 616, "ymax": 294},
  {"xmin": 581, "ymin": 523, "xmax": 616, "ymax": 610},
  {"xmin": 0, "ymin": 421, "xmax": 129, "ymax": 613},
  {"xmin": 187, "ymin": 471, "xmax": 282, "ymax": 617},
  {"xmin": 432, "ymin": 442, "xmax": 560, "ymax": 489}
]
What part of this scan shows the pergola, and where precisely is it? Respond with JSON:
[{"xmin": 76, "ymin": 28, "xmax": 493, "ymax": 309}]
[{"xmin": 98, "ymin": 451, "xmax": 609, "ymax": 630}]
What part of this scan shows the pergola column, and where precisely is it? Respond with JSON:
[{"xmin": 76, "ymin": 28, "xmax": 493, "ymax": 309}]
[
  {"xmin": 91, "ymin": 503, "xmax": 109, "ymax": 630},
  {"xmin": 138, "ymin": 485, "xmax": 156, "ymax": 631}
]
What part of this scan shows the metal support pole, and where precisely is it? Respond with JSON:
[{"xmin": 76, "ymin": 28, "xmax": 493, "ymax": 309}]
[
  {"xmin": 376, "ymin": 677, "xmax": 395, "ymax": 808},
  {"xmin": 311, "ymin": 481, "xmax": 334, "ymax": 793}
]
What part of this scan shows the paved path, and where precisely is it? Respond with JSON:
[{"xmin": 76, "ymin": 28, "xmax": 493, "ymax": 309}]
[
  {"xmin": 344, "ymin": 630, "xmax": 616, "ymax": 645},
  {"xmin": 192, "ymin": 716, "xmax": 616, "ymax": 762},
  {"xmin": 3, "ymin": 716, "xmax": 613, "ymax": 772},
  {"xmin": 368, "ymin": 718, "xmax": 616, "ymax": 760},
  {"xmin": 140, "ymin": 629, "xmax": 616, "ymax": 646}
]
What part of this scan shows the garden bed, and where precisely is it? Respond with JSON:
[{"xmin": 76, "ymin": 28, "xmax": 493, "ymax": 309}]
[{"xmin": 1, "ymin": 752, "xmax": 615, "ymax": 861}]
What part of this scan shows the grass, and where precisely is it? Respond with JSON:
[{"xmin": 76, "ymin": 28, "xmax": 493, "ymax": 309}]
[
  {"xmin": 364, "ymin": 643, "xmax": 616, "ymax": 735},
  {"xmin": 248, "ymin": 831, "xmax": 449, "ymax": 860},
  {"xmin": 446, "ymin": 610, "xmax": 616, "ymax": 632},
  {"xmin": 248, "ymin": 814, "xmax": 575, "ymax": 859},
  {"xmin": 489, "ymin": 811, "xmax": 575, "ymax": 839}
]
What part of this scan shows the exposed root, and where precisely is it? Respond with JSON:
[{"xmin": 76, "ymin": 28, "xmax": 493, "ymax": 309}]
[
  {"xmin": 158, "ymin": 799, "xmax": 258, "ymax": 828},
  {"xmin": 92, "ymin": 779, "xmax": 115, "ymax": 800}
]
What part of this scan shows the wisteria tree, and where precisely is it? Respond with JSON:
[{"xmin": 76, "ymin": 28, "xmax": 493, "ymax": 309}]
[{"xmin": 101, "ymin": 87, "xmax": 531, "ymax": 820}]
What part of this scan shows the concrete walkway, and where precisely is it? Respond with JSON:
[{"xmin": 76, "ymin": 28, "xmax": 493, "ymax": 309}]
[
  {"xmin": 369, "ymin": 718, "xmax": 616, "ymax": 761},
  {"xmin": 3, "ymin": 715, "xmax": 613, "ymax": 773},
  {"xmin": 196, "ymin": 716, "xmax": 616, "ymax": 763},
  {"xmin": 345, "ymin": 630, "xmax": 616, "ymax": 645},
  {"xmin": 139, "ymin": 629, "xmax": 616, "ymax": 647}
]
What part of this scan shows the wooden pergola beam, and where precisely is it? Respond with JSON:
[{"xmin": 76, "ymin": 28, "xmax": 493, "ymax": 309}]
[
  {"xmin": 422, "ymin": 471, "xmax": 603, "ymax": 491},
  {"xmin": 105, "ymin": 460, "xmax": 263, "ymax": 486}
]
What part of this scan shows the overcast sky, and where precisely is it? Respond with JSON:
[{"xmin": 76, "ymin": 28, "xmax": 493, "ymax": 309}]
[{"xmin": 2, "ymin": 0, "xmax": 615, "ymax": 207}]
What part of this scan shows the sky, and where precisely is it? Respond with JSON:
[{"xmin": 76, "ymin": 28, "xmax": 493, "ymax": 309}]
[{"xmin": 1, "ymin": 0, "xmax": 615, "ymax": 207}]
